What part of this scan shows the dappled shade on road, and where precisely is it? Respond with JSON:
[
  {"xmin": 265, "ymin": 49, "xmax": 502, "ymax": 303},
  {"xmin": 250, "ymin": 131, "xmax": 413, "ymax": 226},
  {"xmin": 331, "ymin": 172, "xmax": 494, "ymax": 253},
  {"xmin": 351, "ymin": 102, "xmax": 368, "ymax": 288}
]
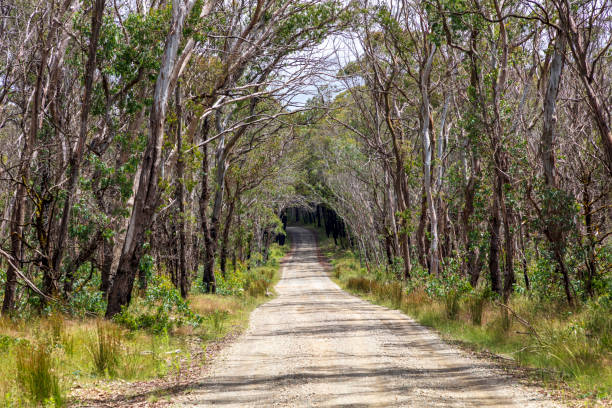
[{"xmin": 176, "ymin": 227, "xmax": 558, "ymax": 407}]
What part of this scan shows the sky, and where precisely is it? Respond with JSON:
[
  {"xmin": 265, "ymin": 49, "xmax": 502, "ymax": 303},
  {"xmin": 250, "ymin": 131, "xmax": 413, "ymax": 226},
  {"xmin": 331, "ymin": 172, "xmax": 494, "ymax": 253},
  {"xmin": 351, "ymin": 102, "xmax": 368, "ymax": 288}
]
[{"xmin": 281, "ymin": 34, "xmax": 363, "ymax": 110}]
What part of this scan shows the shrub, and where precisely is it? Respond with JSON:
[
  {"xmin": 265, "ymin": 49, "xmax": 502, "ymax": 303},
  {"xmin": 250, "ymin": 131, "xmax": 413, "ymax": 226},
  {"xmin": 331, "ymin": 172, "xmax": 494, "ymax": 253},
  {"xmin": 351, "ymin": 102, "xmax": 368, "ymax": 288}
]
[
  {"xmin": 114, "ymin": 275, "xmax": 202, "ymax": 333},
  {"xmin": 467, "ymin": 288, "xmax": 490, "ymax": 326},
  {"xmin": 388, "ymin": 281, "xmax": 404, "ymax": 308},
  {"xmin": 214, "ymin": 267, "xmax": 247, "ymax": 296},
  {"xmin": 347, "ymin": 277, "xmax": 372, "ymax": 293},
  {"xmin": 421, "ymin": 272, "xmax": 471, "ymax": 320},
  {"xmin": 0, "ymin": 334, "xmax": 22, "ymax": 353},
  {"xmin": 207, "ymin": 310, "xmax": 229, "ymax": 334},
  {"xmin": 113, "ymin": 306, "xmax": 175, "ymax": 334},
  {"xmin": 582, "ymin": 297, "xmax": 612, "ymax": 350},
  {"xmin": 247, "ymin": 278, "xmax": 268, "ymax": 297},
  {"xmin": 444, "ymin": 289, "xmax": 461, "ymax": 319},
  {"xmin": 66, "ymin": 263, "xmax": 106, "ymax": 316},
  {"xmin": 113, "ymin": 307, "xmax": 139, "ymax": 331},
  {"xmin": 403, "ymin": 287, "xmax": 428, "ymax": 311},
  {"xmin": 245, "ymin": 266, "xmax": 276, "ymax": 297},
  {"xmin": 16, "ymin": 342, "xmax": 63, "ymax": 406},
  {"xmin": 88, "ymin": 322, "xmax": 122, "ymax": 376}
]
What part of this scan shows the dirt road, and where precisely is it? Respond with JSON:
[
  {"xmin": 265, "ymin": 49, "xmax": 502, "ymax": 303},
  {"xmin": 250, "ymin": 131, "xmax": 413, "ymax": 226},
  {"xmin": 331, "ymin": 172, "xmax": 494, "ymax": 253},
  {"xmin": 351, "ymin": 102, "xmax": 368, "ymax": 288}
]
[{"xmin": 176, "ymin": 227, "xmax": 558, "ymax": 407}]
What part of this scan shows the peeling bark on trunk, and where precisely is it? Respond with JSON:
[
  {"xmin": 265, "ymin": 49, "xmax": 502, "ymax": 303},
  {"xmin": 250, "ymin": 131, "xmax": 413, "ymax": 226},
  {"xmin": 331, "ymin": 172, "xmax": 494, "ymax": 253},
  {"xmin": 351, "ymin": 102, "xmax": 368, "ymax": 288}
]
[
  {"xmin": 538, "ymin": 31, "xmax": 573, "ymax": 306},
  {"xmin": 462, "ymin": 157, "xmax": 480, "ymax": 287},
  {"xmin": 420, "ymin": 43, "xmax": 439, "ymax": 276},
  {"xmin": 175, "ymin": 83, "xmax": 188, "ymax": 298},
  {"xmin": 106, "ymin": 0, "xmax": 194, "ymax": 318}
]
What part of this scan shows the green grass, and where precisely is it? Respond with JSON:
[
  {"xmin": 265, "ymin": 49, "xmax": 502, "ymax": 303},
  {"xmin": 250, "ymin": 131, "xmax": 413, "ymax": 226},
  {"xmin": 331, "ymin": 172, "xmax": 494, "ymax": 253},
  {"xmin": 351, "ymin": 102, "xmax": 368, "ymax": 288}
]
[
  {"xmin": 306, "ymin": 225, "xmax": 612, "ymax": 405},
  {"xmin": 0, "ymin": 243, "xmax": 288, "ymax": 407},
  {"xmin": 16, "ymin": 342, "xmax": 64, "ymax": 407}
]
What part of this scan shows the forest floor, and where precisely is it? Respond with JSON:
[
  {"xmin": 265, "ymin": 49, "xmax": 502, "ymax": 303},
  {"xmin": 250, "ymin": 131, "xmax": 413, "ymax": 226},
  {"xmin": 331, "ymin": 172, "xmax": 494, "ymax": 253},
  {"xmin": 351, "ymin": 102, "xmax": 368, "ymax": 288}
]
[{"xmin": 168, "ymin": 226, "xmax": 560, "ymax": 407}]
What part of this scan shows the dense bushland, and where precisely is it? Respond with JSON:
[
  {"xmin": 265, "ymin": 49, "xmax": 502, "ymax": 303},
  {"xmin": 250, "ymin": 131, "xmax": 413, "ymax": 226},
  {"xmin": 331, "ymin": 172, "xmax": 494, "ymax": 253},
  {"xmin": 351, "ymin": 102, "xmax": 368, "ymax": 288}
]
[{"xmin": 0, "ymin": 0, "xmax": 610, "ymax": 405}]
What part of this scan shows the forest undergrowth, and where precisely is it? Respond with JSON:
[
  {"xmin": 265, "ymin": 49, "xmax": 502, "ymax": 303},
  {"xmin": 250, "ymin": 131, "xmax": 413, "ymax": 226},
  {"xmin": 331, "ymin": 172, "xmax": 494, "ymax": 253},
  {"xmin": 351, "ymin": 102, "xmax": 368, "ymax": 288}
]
[
  {"xmin": 307, "ymin": 226, "xmax": 611, "ymax": 406},
  {"xmin": 0, "ymin": 243, "xmax": 287, "ymax": 407}
]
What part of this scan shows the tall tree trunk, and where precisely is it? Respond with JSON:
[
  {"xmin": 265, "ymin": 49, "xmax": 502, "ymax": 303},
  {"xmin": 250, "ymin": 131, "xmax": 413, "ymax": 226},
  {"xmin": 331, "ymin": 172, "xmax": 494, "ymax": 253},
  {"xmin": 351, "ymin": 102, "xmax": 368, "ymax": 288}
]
[
  {"xmin": 416, "ymin": 189, "xmax": 428, "ymax": 269},
  {"xmin": 462, "ymin": 156, "xmax": 480, "ymax": 287},
  {"xmin": 199, "ymin": 122, "xmax": 219, "ymax": 293},
  {"xmin": 52, "ymin": 0, "xmax": 105, "ymax": 284},
  {"xmin": 100, "ymin": 238, "xmax": 114, "ymax": 296},
  {"xmin": 518, "ymin": 213, "xmax": 530, "ymax": 291},
  {"xmin": 491, "ymin": 2, "xmax": 515, "ymax": 303},
  {"xmin": 201, "ymin": 113, "xmax": 231, "ymax": 293},
  {"xmin": 581, "ymin": 172, "xmax": 596, "ymax": 297},
  {"xmin": 420, "ymin": 45, "xmax": 439, "ymax": 275},
  {"xmin": 219, "ymin": 188, "xmax": 237, "ymax": 277},
  {"xmin": 539, "ymin": 31, "xmax": 573, "ymax": 306},
  {"xmin": 106, "ymin": 0, "xmax": 194, "ymax": 317},
  {"xmin": 499, "ymin": 180, "xmax": 515, "ymax": 303},
  {"xmin": 175, "ymin": 83, "xmax": 188, "ymax": 298},
  {"xmin": 384, "ymin": 170, "xmax": 400, "ymax": 259},
  {"xmin": 488, "ymin": 194, "xmax": 502, "ymax": 295},
  {"xmin": 200, "ymin": 139, "xmax": 214, "ymax": 291}
]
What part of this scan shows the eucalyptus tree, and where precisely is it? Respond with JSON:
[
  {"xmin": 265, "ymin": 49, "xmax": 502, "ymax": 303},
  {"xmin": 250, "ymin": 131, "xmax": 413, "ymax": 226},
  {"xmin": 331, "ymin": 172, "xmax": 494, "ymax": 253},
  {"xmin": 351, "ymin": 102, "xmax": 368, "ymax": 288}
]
[
  {"xmin": 302, "ymin": 0, "xmax": 610, "ymax": 305},
  {"xmin": 106, "ymin": 0, "xmax": 217, "ymax": 317}
]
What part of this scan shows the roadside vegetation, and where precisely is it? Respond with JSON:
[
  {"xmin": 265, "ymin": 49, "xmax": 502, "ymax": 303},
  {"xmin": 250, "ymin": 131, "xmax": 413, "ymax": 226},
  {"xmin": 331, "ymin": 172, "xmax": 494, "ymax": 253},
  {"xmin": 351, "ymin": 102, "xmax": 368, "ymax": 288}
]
[
  {"xmin": 305, "ymin": 225, "xmax": 610, "ymax": 404},
  {"xmin": 1, "ymin": 0, "xmax": 611, "ymax": 406},
  {"xmin": 0, "ymin": 244, "xmax": 286, "ymax": 407}
]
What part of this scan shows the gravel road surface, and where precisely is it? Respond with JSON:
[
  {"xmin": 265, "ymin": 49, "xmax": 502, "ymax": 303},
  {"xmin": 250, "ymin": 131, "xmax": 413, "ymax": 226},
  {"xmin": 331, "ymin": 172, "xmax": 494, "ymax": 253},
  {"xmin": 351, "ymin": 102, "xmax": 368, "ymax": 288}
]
[{"xmin": 176, "ymin": 226, "xmax": 559, "ymax": 407}]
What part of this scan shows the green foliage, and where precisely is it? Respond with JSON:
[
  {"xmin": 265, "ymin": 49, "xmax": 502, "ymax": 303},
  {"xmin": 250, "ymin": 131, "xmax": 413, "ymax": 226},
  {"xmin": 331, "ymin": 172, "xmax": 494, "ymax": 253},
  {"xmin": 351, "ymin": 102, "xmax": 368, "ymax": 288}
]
[
  {"xmin": 207, "ymin": 310, "xmax": 229, "ymax": 335},
  {"xmin": 533, "ymin": 185, "xmax": 578, "ymax": 236},
  {"xmin": 211, "ymin": 267, "xmax": 247, "ymax": 296},
  {"xmin": 274, "ymin": 1, "xmax": 342, "ymax": 49},
  {"xmin": 0, "ymin": 334, "xmax": 23, "ymax": 353},
  {"xmin": 582, "ymin": 297, "xmax": 612, "ymax": 350},
  {"xmin": 114, "ymin": 275, "xmax": 202, "ymax": 333},
  {"xmin": 16, "ymin": 342, "xmax": 64, "ymax": 406},
  {"xmin": 66, "ymin": 263, "xmax": 107, "ymax": 316},
  {"xmin": 114, "ymin": 305, "xmax": 168, "ymax": 334},
  {"xmin": 245, "ymin": 267, "xmax": 276, "ymax": 297}
]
